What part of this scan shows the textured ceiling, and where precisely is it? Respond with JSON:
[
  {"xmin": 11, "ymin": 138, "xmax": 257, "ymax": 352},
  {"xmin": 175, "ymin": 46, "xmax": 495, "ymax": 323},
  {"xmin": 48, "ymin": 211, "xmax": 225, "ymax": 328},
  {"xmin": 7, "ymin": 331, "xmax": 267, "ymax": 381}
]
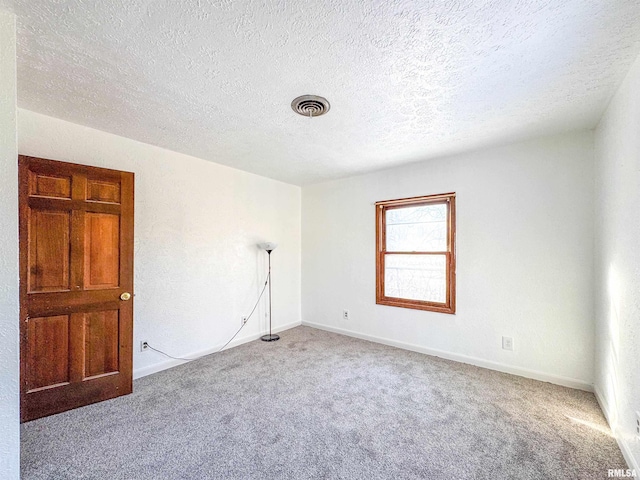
[{"xmin": 2, "ymin": 0, "xmax": 640, "ymax": 185}]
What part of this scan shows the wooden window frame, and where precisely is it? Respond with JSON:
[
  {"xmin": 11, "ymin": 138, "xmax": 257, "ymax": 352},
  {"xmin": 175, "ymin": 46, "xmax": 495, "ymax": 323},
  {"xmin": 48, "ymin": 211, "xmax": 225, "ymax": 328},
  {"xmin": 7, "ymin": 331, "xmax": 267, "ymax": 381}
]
[{"xmin": 376, "ymin": 192, "xmax": 456, "ymax": 314}]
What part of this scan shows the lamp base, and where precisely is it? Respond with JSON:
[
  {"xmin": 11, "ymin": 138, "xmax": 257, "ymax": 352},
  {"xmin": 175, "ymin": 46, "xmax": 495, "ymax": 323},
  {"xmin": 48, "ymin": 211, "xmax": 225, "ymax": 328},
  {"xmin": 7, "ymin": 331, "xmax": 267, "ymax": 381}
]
[{"xmin": 260, "ymin": 334, "xmax": 280, "ymax": 342}]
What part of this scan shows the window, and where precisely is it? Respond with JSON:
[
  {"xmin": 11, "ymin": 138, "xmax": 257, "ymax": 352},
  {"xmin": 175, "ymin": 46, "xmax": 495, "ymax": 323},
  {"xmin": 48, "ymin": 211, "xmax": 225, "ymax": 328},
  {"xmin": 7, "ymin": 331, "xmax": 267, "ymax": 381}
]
[{"xmin": 376, "ymin": 193, "xmax": 456, "ymax": 314}]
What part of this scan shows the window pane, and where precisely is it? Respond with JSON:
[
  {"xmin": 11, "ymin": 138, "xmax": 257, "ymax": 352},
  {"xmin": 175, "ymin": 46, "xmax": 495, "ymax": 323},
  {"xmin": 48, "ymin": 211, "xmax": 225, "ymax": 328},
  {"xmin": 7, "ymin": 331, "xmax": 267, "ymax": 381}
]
[
  {"xmin": 386, "ymin": 203, "xmax": 447, "ymax": 252},
  {"xmin": 384, "ymin": 254, "xmax": 446, "ymax": 303}
]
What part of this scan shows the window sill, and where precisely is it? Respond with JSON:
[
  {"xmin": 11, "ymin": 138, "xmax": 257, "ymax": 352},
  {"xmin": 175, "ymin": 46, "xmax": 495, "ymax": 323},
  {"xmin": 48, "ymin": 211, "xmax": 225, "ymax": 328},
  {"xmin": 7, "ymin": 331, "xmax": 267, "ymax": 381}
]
[{"xmin": 376, "ymin": 297, "xmax": 455, "ymax": 314}]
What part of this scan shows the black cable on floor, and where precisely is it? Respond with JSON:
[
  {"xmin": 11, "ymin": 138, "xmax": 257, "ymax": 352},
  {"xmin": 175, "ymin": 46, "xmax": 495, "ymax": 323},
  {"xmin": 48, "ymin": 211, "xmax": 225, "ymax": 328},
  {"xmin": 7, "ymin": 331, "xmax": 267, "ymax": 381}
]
[{"xmin": 146, "ymin": 272, "xmax": 270, "ymax": 362}]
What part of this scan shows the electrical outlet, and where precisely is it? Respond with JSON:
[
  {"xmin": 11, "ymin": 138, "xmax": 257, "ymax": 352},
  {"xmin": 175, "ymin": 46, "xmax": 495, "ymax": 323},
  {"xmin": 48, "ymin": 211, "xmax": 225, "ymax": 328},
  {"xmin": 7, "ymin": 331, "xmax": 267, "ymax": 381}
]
[
  {"xmin": 342, "ymin": 309, "xmax": 350, "ymax": 320},
  {"xmin": 636, "ymin": 411, "xmax": 640, "ymax": 439},
  {"xmin": 241, "ymin": 316, "xmax": 248, "ymax": 326},
  {"xmin": 502, "ymin": 336, "xmax": 513, "ymax": 351},
  {"xmin": 140, "ymin": 341, "xmax": 149, "ymax": 352}
]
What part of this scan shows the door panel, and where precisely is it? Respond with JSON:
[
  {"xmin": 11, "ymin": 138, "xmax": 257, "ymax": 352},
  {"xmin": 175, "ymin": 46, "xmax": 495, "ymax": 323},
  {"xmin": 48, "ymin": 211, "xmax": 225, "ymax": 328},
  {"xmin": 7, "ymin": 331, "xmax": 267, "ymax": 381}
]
[
  {"xmin": 20, "ymin": 155, "xmax": 134, "ymax": 422},
  {"xmin": 29, "ymin": 171, "xmax": 72, "ymax": 199},
  {"xmin": 28, "ymin": 210, "xmax": 71, "ymax": 293},
  {"xmin": 84, "ymin": 213, "xmax": 120, "ymax": 289},
  {"xmin": 26, "ymin": 315, "xmax": 70, "ymax": 391},
  {"xmin": 83, "ymin": 310, "xmax": 120, "ymax": 378},
  {"xmin": 87, "ymin": 179, "xmax": 121, "ymax": 203}
]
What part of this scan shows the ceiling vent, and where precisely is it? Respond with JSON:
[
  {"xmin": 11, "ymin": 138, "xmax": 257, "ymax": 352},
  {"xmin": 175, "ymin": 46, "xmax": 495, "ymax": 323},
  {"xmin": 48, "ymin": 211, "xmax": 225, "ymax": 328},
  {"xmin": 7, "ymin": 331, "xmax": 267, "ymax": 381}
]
[{"xmin": 291, "ymin": 95, "xmax": 330, "ymax": 117}]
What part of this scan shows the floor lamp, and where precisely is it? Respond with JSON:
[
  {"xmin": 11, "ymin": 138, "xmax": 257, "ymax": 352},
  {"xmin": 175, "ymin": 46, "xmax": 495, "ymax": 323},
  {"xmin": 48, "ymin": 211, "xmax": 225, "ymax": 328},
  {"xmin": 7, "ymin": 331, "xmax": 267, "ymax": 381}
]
[{"xmin": 259, "ymin": 242, "xmax": 279, "ymax": 342}]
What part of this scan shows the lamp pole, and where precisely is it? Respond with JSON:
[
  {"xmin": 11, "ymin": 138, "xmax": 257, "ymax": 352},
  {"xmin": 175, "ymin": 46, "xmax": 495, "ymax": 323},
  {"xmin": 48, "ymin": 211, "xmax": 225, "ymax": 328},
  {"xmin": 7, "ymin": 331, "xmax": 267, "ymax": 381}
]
[{"xmin": 260, "ymin": 243, "xmax": 279, "ymax": 342}]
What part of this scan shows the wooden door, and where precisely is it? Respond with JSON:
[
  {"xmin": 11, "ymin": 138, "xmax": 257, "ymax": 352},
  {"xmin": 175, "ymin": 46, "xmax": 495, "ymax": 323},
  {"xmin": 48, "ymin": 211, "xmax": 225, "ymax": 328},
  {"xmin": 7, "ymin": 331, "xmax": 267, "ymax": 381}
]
[{"xmin": 19, "ymin": 156, "xmax": 134, "ymax": 422}]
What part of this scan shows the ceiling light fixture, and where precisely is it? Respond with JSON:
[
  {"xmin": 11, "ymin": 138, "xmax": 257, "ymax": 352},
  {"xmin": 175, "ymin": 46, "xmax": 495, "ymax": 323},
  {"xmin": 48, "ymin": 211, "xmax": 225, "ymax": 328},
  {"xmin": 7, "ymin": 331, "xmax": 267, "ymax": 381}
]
[{"xmin": 291, "ymin": 95, "xmax": 330, "ymax": 118}]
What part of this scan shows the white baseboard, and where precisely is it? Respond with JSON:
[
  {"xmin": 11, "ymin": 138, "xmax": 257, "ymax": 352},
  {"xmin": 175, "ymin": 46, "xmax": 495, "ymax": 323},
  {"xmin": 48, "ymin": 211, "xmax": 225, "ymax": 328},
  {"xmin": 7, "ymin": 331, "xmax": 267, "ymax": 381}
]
[
  {"xmin": 133, "ymin": 320, "xmax": 301, "ymax": 379},
  {"xmin": 301, "ymin": 321, "xmax": 593, "ymax": 392},
  {"xmin": 594, "ymin": 385, "xmax": 640, "ymax": 472}
]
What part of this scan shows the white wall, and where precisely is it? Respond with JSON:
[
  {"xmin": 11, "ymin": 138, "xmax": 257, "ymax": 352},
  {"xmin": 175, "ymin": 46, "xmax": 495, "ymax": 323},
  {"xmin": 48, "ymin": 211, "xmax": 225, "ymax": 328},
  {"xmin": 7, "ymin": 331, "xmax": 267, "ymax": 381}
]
[
  {"xmin": 594, "ymin": 51, "xmax": 640, "ymax": 470},
  {"xmin": 0, "ymin": 11, "xmax": 19, "ymax": 480},
  {"xmin": 18, "ymin": 109, "xmax": 301, "ymax": 378},
  {"xmin": 302, "ymin": 131, "xmax": 595, "ymax": 389}
]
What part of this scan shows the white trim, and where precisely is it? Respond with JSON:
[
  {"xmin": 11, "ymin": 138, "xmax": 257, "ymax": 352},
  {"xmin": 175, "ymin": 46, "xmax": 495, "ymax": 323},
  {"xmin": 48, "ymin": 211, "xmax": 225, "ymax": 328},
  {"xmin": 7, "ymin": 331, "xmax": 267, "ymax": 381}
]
[
  {"xmin": 596, "ymin": 384, "xmax": 614, "ymax": 426},
  {"xmin": 133, "ymin": 320, "xmax": 301, "ymax": 379},
  {"xmin": 594, "ymin": 385, "xmax": 640, "ymax": 472},
  {"xmin": 302, "ymin": 321, "xmax": 593, "ymax": 392}
]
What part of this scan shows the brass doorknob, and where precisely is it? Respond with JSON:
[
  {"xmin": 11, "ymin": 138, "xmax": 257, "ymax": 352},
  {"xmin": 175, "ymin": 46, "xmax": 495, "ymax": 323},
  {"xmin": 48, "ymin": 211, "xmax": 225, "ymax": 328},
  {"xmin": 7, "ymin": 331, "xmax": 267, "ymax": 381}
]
[{"xmin": 120, "ymin": 292, "xmax": 131, "ymax": 301}]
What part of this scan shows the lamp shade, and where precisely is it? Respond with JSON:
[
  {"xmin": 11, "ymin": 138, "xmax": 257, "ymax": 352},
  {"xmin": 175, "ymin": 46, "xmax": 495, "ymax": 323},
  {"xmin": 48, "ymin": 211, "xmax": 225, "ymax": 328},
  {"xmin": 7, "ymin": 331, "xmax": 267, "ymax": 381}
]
[{"xmin": 258, "ymin": 242, "xmax": 278, "ymax": 252}]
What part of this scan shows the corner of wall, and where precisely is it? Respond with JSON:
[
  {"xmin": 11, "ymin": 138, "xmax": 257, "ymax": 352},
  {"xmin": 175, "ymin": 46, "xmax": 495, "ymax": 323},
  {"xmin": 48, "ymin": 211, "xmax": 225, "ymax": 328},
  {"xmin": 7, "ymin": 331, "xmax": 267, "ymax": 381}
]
[
  {"xmin": 594, "ymin": 385, "xmax": 640, "ymax": 471},
  {"xmin": 0, "ymin": 9, "xmax": 20, "ymax": 480},
  {"xmin": 592, "ymin": 49, "xmax": 640, "ymax": 471}
]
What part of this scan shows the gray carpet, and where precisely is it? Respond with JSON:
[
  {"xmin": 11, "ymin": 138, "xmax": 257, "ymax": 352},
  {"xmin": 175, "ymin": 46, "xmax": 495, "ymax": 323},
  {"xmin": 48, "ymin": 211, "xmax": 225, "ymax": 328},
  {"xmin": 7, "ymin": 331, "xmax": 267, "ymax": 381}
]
[{"xmin": 22, "ymin": 326, "xmax": 625, "ymax": 479}]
